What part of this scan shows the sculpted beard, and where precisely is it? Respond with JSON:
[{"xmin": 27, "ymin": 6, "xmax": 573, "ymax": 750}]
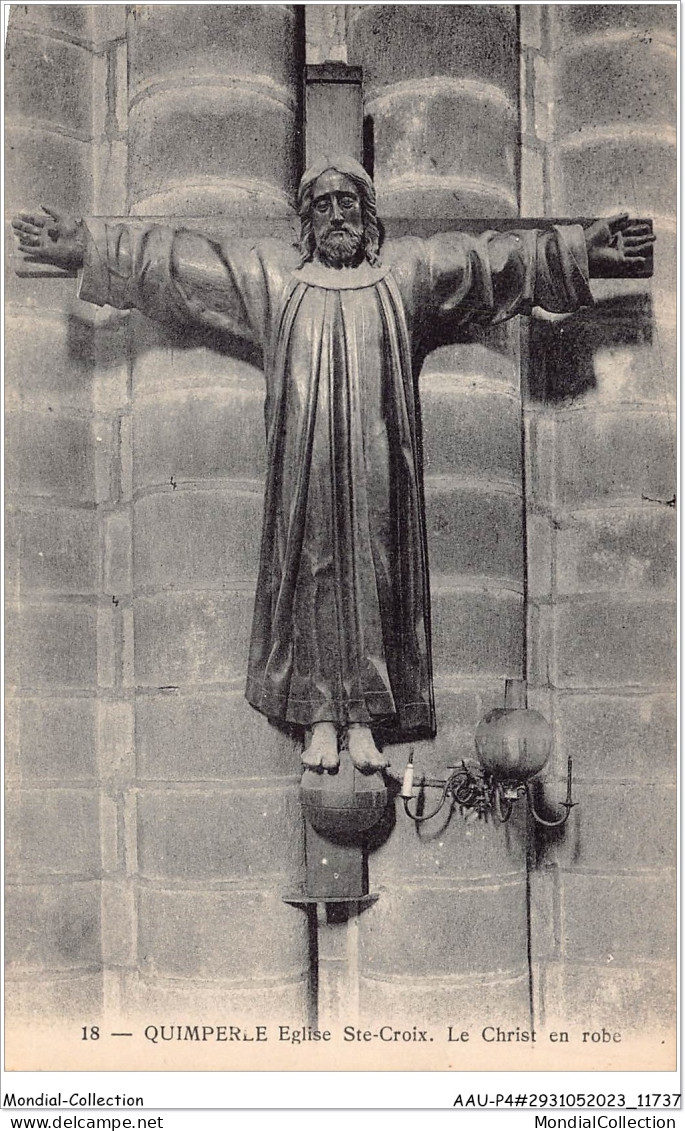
[{"xmin": 316, "ymin": 223, "xmax": 364, "ymax": 266}]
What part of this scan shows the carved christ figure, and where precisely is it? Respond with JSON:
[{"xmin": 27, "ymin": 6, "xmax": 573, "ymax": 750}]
[{"xmin": 12, "ymin": 156, "xmax": 654, "ymax": 773}]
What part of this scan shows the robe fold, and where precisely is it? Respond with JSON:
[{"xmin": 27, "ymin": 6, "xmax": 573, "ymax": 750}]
[{"xmin": 79, "ymin": 221, "xmax": 592, "ymax": 740}]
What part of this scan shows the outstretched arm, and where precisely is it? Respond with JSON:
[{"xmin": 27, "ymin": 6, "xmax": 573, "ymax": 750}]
[
  {"xmin": 416, "ymin": 214, "xmax": 655, "ymax": 341},
  {"xmin": 11, "ymin": 206, "xmax": 285, "ymax": 348},
  {"xmin": 420, "ymin": 225, "xmax": 593, "ymax": 332}
]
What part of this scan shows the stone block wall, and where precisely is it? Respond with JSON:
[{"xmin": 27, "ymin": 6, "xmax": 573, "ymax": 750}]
[
  {"xmin": 5, "ymin": 3, "xmax": 124, "ymax": 1023},
  {"xmin": 521, "ymin": 4, "xmax": 676, "ymax": 1037},
  {"xmin": 5, "ymin": 3, "xmax": 676, "ymax": 1053}
]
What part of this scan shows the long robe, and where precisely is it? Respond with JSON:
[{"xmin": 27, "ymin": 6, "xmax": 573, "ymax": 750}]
[{"xmin": 79, "ymin": 221, "xmax": 592, "ymax": 740}]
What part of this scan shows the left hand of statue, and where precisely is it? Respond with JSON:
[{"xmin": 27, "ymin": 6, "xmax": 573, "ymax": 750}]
[
  {"xmin": 584, "ymin": 213, "xmax": 655, "ymax": 277},
  {"xmin": 11, "ymin": 206, "xmax": 86, "ymax": 272}
]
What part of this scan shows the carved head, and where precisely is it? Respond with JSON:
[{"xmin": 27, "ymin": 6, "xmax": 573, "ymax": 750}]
[{"xmin": 298, "ymin": 155, "xmax": 381, "ymax": 267}]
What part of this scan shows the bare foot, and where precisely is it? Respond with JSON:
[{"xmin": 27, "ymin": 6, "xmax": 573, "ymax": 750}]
[
  {"xmin": 347, "ymin": 724, "xmax": 388, "ymax": 771},
  {"xmin": 301, "ymin": 721, "xmax": 339, "ymax": 771}
]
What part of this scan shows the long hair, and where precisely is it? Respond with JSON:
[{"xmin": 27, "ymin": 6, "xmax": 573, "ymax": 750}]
[{"xmin": 297, "ymin": 169, "xmax": 382, "ymax": 267}]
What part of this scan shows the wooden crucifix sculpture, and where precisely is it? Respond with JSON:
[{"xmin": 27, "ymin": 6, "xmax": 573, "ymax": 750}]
[{"xmin": 11, "ymin": 63, "xmax": 654, "ymax": 897}]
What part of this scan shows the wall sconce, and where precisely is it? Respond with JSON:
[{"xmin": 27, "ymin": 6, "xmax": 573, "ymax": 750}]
[{"xmin": 400, "ymin": 679, "xmax": 576, "ymax": 828}]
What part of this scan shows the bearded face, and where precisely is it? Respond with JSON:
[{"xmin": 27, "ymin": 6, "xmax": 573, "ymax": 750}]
[
  {"xmin": 316, "ymin": 226, "xmax": 364, "ymax": 266},
  {"xmin": 310, "ymin": 171, "xmax": 365, "ymax": 267}
]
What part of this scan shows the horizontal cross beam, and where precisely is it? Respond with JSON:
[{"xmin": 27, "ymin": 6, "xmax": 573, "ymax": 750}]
[{"xmin": 13, "ymin": 217, "xmax": 654, "ymax": 280}]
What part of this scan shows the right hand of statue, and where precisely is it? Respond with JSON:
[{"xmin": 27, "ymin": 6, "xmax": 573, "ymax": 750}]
[{"xmin": 11, "ymin": 206, "xmax": 86, "ymax": 271}]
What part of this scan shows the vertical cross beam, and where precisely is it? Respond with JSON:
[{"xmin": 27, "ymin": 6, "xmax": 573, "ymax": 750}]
[{"xmin": 304, "ymin": 62, "xmax": 363, "ymax": 168}]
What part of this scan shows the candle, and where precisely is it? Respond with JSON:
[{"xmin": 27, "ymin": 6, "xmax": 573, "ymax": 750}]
[{"xmin": 400, "ymin": 751, "xmax": 415, "ymax": 799}]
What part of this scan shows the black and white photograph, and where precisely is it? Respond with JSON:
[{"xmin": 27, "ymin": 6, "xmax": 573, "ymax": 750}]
[{"xmin": 3, "ymin": 0, "xmax": 677, "ymax": 1078}]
